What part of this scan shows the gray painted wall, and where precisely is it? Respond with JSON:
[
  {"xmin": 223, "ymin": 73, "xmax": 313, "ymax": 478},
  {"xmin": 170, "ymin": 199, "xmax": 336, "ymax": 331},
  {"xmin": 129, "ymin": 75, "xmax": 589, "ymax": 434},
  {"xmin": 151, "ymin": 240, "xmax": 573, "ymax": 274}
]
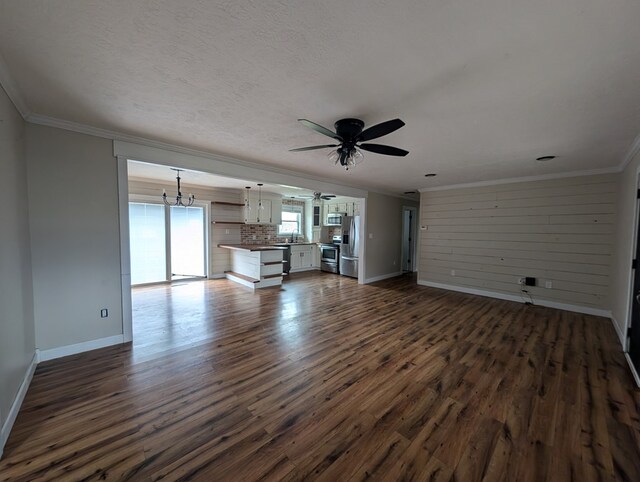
[
  {"xmin": 612, "ymin": 152, "xmax": 640, "ymax": 344},
  {"xmin": 26, "ymin": 124, "xmax": 123, "ymax": 350},
  {"xmin": 365, "ymin": 192, "xmax": 418, "ymax": 280},
  {"xmin": 0, "ymin": 86, "xmax": 35, "ymax": 434}
]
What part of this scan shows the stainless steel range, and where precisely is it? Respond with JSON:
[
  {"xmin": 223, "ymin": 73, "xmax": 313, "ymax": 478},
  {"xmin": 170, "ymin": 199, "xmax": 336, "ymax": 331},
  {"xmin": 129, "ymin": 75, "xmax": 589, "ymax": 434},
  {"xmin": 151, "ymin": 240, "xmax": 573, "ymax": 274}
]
[{"xmin": 319, "ymin": 235, "xmax": 341, "ymax": 273}]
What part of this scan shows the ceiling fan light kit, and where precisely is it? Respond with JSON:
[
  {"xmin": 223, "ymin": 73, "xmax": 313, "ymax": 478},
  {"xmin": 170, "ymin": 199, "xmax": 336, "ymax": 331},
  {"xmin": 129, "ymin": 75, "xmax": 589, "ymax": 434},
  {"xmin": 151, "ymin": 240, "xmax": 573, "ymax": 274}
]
[{"xmin": 290, "ymin": 117, "xmax": 409, "ymax": 170}]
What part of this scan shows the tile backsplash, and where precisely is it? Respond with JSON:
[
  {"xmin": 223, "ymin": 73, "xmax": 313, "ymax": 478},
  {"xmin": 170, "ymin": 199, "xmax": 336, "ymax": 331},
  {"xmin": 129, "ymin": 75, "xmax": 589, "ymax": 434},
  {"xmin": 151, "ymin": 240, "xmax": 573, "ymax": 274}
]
[{"xmin": 240, "ymin": 224, "xmax": 303, "ymax": 244}]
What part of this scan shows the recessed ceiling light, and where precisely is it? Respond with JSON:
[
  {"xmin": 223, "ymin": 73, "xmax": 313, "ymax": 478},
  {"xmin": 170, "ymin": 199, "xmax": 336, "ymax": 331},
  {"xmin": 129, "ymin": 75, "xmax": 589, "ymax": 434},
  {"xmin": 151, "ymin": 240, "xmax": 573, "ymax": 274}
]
[
  {"xmin": 536, "ymin": 155, "xmax": 556, "ymax": 161},
  {"xmin": 424, "ymin": 173, "xmax": 437, "ymax": 177}
]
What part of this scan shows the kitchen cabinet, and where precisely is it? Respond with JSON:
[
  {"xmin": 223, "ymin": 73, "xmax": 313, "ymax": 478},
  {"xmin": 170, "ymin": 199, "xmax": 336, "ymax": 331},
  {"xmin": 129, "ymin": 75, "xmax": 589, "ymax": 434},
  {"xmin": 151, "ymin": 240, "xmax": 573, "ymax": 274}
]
[
  {"xmin": 290, "ymin": 244, "xmax": 315, "ymax": 271},
  {"xmin": 312, "ymin": 204, "xmax": 321, "ymax": 227},
  {"xmin": 242, "ymin": 192, "xmax": 282, "ymax": 225},
  {"xmin": 271, "ymin": 197, "xmax": 282, "ymax": 225},
  {"xmin": 347, "ymin": 201, "xmax": 360, "ymax": 216}
]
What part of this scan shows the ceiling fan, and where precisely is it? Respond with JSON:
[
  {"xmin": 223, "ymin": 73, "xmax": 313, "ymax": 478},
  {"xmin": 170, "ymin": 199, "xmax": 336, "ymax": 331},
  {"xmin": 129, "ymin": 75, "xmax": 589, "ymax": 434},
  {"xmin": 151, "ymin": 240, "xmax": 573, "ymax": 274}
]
[
  {"xmin": 290, "ymin": 118, "xmax": 409, "ymax": 169},
  {"xmin": 297, "ymin": 191, "xmax": 336, "ymax": 201}
]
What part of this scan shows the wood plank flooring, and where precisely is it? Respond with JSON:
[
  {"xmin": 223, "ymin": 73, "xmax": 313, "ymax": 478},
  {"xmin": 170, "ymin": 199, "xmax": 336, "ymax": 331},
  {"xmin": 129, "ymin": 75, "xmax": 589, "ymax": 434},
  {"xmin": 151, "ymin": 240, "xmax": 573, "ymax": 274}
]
[{"xmin": 1, "ymin": 272, "xmax": 639, "ymax": 481}]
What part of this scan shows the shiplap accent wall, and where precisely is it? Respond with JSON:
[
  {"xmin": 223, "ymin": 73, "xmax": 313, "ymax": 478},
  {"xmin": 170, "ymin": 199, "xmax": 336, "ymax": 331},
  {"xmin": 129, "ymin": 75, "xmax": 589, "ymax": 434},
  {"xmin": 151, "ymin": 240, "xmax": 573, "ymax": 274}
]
[
  {"xmin": 418, "ymin": 174, "xmax": 616, "ymax": 312},
  {"xmin": 128, "ymin": 179, "xmax": 243, "ymax": 277}
]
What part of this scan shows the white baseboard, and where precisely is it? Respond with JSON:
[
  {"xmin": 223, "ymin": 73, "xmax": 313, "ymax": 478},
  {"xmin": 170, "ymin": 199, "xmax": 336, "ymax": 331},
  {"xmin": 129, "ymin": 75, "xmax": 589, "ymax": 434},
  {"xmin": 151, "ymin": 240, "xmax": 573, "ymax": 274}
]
[
  {"xmin": 37, "ymin": 334, "xmax": 124, "ymax": 362},
  {"xmin": 0, "ymin": 352, "xmax": 38, "ymax": 459},
  {"xmin": 364, "ymin": 271, "xmax": 403, "ymax": 284},
  {"xmin": 625, "ymin": 353, "xmax": 640, "ymax": 388},
  {"xmin": 208, "ymin": 273, "xmax": 227, "ymax": 279},
  {"xmin": 611, "ymin": 316, "xmax": 627, "ymax": 351},
  {"xmin": 416, "ymin": 280, "xmax": 612, "ymax": 318}
]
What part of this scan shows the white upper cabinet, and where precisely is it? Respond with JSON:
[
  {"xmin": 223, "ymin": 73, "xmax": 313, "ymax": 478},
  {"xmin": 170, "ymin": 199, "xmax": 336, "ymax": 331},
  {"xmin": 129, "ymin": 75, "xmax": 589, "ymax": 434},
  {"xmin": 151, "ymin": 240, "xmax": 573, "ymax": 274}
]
[{"xmin": 241, "ymin": 191, "xmax": 282, "ymax": 225}]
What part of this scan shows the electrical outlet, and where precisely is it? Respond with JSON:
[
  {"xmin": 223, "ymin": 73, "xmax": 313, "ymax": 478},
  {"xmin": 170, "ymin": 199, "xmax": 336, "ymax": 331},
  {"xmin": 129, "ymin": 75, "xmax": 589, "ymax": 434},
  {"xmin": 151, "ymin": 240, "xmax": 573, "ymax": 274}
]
[
  {"xmin": 225, "ymin": 229, "xmax": 230, "ymax": 234},
  {"xmin": 267, "ymin": 234, "xmax": 271, "ymax": 240},
  {"xmin": 451, "ymin": 269, "xmax": 456, "ymax": 276},
  {"xmin": 369, "ymin": 233, "xmax": 373, "ymax": 239},
  {"xmin": 252, "ymin": 234, "xmax": 256, "ymax": 240},
  {"xmin": 393, "ymin": 260, "xmax": 396, "ymax": 265},
  {"xmin": 545, "ymin": 280, "xmax": 553, "ymax": 289},
  {"xmin": 100, "ymin": 309, "xmax": 108, "ymax": 318}
]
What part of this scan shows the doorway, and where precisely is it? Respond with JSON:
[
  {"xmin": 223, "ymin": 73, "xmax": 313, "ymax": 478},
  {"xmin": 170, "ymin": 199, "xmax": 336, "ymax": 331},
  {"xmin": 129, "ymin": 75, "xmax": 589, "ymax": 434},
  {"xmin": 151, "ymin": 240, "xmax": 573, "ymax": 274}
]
[
  {"xmin": 628, "ymin": 183, "xmax": 640, "ymax": 382},
  {"xmin": 401, "ymin": 206, "xmax": 418, "ymax": 273}
]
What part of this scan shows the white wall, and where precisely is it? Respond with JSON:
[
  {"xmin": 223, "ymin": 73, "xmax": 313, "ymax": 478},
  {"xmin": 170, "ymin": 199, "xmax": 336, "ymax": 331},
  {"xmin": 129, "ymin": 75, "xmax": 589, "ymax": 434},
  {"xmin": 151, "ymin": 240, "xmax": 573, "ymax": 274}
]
[
  {"xmin": 365, "ymin": 192, "xmax": 418, "ymax": 281},
  {"xmin": 0, "ymin": 86, "xmax": 35, "ymax": 447},
  {"xmin": 418, "ymin": 174, "xmax": 617, "ymax": 314},
  {"xmin": 611, "ymin": 151, "xmax": 640, "ymax": 345},
  {"xmin": 26, "ymin": 124, "xmax": 123, "ymax": 350}
]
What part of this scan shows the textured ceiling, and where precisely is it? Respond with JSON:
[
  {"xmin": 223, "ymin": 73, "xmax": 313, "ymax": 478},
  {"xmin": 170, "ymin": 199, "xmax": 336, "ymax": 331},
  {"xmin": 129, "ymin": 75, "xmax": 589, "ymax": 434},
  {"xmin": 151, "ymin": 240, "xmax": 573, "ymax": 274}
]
[{"xmin": 1, "ymin": 1, "xmax": 640, "ymax": 193}]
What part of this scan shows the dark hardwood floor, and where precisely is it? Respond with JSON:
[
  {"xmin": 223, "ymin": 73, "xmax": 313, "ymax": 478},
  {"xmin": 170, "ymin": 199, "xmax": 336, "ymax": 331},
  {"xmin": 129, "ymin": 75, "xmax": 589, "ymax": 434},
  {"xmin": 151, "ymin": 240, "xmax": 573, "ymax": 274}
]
[{"xmin": 1, "ymin": 271, "xmax": 639, "ymax": 481}]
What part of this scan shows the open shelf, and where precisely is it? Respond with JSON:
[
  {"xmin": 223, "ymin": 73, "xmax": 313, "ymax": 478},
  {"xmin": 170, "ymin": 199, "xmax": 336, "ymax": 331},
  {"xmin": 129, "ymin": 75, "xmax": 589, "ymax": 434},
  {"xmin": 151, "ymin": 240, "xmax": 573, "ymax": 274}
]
[
  {"xmin": 224, "ymin": 271, "xmax": 259, "ymax": 283},
  {"xmin": 211, "ymin": 201, "xmax": 245, "ymax": 207}
]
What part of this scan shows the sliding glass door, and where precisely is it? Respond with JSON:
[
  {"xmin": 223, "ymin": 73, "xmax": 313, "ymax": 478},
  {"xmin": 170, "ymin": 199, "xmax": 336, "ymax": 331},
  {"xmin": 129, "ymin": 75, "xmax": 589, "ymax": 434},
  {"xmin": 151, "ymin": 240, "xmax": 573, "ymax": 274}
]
[
  {"xmin": 129, "ymin": 203, "xmax": 167, "ymax": 284},
  {"xmin": 129, "ymin": 202, "xmax": 207, "ymax": 285},
  {"xmin": 170, "ymin": 206, "xmax": 206, "ymax": 279}
]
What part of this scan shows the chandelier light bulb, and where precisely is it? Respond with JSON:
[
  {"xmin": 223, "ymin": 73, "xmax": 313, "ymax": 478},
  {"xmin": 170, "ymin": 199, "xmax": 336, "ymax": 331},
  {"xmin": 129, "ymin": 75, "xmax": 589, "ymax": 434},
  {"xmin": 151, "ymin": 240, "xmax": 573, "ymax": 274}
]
[{"xmin": 328, "ymin": 149, "xmax": 341, "ymax": 164}]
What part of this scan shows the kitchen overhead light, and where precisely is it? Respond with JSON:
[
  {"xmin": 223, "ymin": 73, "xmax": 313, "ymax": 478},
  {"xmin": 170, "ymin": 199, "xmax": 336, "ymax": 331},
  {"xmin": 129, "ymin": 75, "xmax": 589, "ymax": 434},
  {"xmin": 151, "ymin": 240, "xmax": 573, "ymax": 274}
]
[
  {"xmin": 257, "ymin": 183, "xmax": 264, "ymax": 222},
  {"xmin": 162, "ymin": 168, "xmax": 195, "ymax": 207},
  {"xmin": 536, "ymin": 155, "xmax": 556, "ymax": 161},
  {"xmin": 244, "ymin": 186, "xmax": 251, "ymax": 214},
  {"xmin": 424, "ymin": 173, "xmax": 437, "ymax": 177}
]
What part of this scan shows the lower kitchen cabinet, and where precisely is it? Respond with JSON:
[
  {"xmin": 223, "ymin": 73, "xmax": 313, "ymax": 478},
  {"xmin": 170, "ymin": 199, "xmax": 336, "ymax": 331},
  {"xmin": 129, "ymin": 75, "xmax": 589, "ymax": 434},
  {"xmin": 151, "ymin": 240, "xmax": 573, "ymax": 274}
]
[{"xmin": 290, "ymin": 244, "xmax": 316, "ymax": 272}]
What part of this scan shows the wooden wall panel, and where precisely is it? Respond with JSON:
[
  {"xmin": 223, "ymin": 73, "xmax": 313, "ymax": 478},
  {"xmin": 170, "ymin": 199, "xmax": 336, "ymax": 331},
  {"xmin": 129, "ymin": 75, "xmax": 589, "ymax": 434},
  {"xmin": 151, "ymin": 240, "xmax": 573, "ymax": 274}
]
[{"xmin": 418, "ymin": 174, "xmax": 616, "ymax": 310}]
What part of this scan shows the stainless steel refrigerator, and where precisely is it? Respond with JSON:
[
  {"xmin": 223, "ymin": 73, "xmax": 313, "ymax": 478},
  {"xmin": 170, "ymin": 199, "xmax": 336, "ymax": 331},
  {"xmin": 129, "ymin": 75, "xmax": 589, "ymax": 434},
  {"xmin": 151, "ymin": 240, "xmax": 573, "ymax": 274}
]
[{"xmin": 340, "ymin": 215, "xmax": 360, "ymax": 278}]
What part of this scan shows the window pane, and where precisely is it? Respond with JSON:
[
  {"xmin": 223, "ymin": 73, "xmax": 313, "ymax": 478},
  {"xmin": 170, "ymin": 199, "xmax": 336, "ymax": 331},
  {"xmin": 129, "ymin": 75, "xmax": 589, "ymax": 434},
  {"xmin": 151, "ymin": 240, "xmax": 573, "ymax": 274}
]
[
  {"xmin": 129, "ymin": 203, "xmax": 166, "ymax": 284},
  {"xmin": 170, "ymin": 206, "xmax": 205, "ymax": 277},
  {"xmin": 279, "ymin": 211, "xmax": 301, "ymax": 235}
]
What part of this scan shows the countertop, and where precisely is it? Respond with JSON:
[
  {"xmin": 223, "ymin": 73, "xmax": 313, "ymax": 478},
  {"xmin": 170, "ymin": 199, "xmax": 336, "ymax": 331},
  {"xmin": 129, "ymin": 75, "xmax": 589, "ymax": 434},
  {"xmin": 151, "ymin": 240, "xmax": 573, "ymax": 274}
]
[
  {"xmin": 272, "ymin": 242, "xmax": 319, "ymax": 246},
  {"xmin": 217, "ymin": 244, "xmax": 288, "ymax": 252}
]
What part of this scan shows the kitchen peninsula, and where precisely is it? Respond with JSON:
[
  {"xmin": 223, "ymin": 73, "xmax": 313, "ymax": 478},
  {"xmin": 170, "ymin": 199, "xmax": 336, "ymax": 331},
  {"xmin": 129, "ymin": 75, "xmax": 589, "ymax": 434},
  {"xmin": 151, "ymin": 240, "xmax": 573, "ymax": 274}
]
[{"xmin": 218, "ymin": 244, "xmax": 287, "ymax": 289}]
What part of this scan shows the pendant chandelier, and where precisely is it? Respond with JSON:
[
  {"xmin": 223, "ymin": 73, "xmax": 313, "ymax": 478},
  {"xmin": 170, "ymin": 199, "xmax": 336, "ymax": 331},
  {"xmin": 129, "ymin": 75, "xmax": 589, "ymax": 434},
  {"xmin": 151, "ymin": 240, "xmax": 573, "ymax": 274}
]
[
  {"xmin": 244, "ymin": 186, "xmax": 252, "ymax": 213},
  {"xmin": 257, "ymin": 183, "xmax": 264, "ymax": 222},
  {"xmin": 162, "ymin": 168, "xmax": 195, "ymax": 207}
]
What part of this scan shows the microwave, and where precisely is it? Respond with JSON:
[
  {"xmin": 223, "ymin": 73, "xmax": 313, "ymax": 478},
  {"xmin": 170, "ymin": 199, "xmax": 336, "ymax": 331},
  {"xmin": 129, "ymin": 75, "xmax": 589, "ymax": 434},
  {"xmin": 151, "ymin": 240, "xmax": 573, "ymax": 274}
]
[{"xmin": 326, "ymin": 212, "xmax": 346, "ymax": 226}]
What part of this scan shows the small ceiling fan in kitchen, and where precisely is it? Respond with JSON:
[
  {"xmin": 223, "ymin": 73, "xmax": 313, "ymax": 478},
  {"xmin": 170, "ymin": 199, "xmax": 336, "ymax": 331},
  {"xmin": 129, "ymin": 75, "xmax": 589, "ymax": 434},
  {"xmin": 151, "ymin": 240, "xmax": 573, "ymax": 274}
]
[
  {"xmin": 297, "ymin": 192, "xmax": 336, "ymax": 201},
  {"xmin": 290, "ymin": 117, "xmax": 409, "ymax": 170}
]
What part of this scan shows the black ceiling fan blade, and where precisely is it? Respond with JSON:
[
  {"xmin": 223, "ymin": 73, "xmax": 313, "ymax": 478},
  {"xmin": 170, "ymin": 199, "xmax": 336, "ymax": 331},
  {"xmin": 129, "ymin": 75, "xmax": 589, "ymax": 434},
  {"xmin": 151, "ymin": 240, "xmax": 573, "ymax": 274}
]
[
  {"xmin": 289, "ymin": 144, "xmax": 339, "ymax": 152},
  {"xmin": 357, "ymin": 118, "xmax": 405, "ymax": 142},
  {"xmin": 298, "ymin": 119, "xmax": 343, "ymax": 141},
  {"xmin": 359, "ymin": 143, "xmax": 409, "ymax": 157}
]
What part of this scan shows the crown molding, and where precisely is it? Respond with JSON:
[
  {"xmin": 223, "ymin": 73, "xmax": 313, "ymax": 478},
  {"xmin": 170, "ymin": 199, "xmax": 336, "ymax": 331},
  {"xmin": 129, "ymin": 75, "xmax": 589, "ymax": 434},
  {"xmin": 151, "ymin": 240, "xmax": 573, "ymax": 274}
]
[
  {"xmin": 419, "ymin": 167, "xmax": 622, "ymax": 193},
  {"xmin": 25, "ymin": 113, "xmax": 424, "ymax": 201},
  {"xmin": 0, "ymin": 53, "xmax": 30, "ymax": 118},
  {"xmin": 22, "ymin": 112, "xmax": 638, "ymax": 199},
  {"xmin": 619, "ymin": 131, "xmax": 640, "ymax": 173}
]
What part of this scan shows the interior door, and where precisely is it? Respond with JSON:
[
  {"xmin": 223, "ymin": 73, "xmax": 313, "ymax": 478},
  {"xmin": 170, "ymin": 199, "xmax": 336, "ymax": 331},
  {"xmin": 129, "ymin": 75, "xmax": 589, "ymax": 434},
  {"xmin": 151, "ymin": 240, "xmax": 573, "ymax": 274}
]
[{"xmin": 629, "ymin": 203, "xmax": 640, "ymax": 375}]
